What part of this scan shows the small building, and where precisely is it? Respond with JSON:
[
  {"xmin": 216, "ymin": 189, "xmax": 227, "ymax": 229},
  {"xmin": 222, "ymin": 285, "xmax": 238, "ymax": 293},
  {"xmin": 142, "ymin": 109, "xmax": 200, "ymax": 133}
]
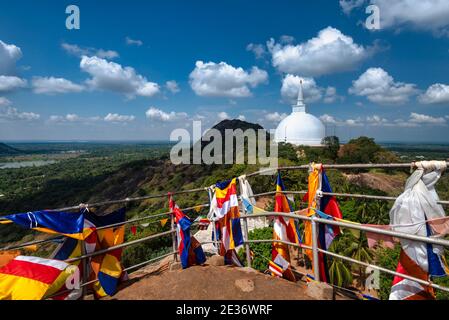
[{"xmin": 274, "ymin": 81, "xmax": 325, "ymax": 146}]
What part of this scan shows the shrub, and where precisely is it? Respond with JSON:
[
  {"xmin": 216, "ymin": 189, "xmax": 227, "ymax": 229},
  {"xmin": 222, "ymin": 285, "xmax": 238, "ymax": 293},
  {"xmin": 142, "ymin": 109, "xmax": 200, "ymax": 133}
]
[{"xmin": 238, "ymin": 227, "xmax": 273, "ymax": 272}]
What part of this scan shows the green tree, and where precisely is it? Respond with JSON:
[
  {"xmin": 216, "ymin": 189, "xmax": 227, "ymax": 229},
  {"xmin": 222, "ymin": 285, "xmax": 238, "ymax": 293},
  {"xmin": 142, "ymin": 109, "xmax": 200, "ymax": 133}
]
[{"xmin": 322, "ymin": 136, "xmax": 340, "ymax": 162}]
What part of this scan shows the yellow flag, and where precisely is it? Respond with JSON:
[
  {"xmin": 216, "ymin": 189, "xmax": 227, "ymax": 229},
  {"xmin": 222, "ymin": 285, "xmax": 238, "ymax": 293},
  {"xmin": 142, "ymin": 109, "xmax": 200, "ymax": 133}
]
[
  {"xmin": 160, "ymin": 218, "xmax": 169, "ymax": 227},
  {"xmin": 194, "ymin": 205, "xmax": 202, "ymax": 213},
  {"xmin": 23, "ymin": 245, "xmax": 39, "ymax": 252}
]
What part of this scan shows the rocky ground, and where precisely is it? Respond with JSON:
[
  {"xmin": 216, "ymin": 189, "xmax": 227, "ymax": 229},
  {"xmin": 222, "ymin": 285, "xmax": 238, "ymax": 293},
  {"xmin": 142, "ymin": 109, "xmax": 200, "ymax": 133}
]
[{"xmin": 104, "ymin": 255, "xmax": 351, "ymax": 300}]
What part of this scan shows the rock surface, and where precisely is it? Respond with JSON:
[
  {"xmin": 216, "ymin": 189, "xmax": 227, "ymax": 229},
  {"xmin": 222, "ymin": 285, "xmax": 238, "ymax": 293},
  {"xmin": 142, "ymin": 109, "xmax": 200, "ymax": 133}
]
[
  {"xmin": 207, "ymin": 255, "xmax": 225, "ymax": 266},
  {"xmin": 235, "ymin": 278, "xmax": 255, "ymax": 292},
  {"xmin": 305, "ymin": 281, "xmax": 334, "ymax": 300},
  {"xmin": 110, "ymin": 265, "xmax": 315, "ymax": 300}
]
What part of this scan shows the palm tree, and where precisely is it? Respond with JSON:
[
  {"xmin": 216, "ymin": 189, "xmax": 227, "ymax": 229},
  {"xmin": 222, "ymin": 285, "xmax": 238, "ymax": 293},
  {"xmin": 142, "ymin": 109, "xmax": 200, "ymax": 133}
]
[
  {"xmin": 355, "ymin": 200, "xmax": 369, "ymax": 223},
  {"xmin": 328, "ymin": 258, "xmax": 353, "ymax": 288},
  {"xmin": 343, "ymin": 235, "xmax": 373, "ymax": 289}
]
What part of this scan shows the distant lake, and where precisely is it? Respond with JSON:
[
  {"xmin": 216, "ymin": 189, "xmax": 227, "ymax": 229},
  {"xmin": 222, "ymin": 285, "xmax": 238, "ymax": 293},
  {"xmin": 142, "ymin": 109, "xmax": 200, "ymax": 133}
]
[{"xmin": 0, "ymin": 160, "xmax": 57, "ymax": 169}]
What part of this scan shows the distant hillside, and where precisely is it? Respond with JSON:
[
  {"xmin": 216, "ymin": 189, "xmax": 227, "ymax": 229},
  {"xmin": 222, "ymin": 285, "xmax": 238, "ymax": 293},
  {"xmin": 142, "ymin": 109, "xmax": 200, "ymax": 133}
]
[
  {"xmin": 192, "ymin": 119, "xmax": 271, "ymax": 164},
  {"xmin": 211, "ymin": 119, "xmax": 265, "ymax": 134},
  {"xmin": 0, "ymin": 143, "xmax": 22, "ymax": 155}
]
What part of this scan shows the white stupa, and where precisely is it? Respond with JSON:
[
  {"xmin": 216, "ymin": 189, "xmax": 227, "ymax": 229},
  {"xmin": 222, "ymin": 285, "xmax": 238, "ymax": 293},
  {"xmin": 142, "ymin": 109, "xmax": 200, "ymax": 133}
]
[{"xmin": 274, "ymin": 81, "xmax": 325, "ymax": 146}]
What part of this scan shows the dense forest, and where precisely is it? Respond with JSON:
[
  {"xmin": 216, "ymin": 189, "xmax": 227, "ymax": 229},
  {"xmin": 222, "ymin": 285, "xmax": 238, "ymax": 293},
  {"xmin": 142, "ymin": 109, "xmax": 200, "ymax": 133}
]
[{"xmin": 0, "ymin": 129, "xmax": 448, "ymax": 299}]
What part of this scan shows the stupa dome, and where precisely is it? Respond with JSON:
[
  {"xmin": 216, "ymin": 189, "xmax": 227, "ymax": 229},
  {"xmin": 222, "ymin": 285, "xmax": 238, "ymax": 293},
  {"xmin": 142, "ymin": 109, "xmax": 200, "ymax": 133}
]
[{"xmin": 274, "ymin": 81, "xmax": 325, "ymax": 146}]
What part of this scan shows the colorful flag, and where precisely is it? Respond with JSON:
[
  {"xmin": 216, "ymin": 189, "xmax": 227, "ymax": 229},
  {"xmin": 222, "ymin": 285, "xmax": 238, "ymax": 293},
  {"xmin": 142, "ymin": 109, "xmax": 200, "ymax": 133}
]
[
  {"xmin": 271, "ymin": 172, "xmax": 299, "ymax": 282},
  {"xmin": 303, "ymin": 164, "xmax": 321, "ymax": 262},
  {"xmin": 0, "ymin": 255, "xmax": 71, "ymax": 300},
  {"xmin": 160, "ymin": 218, "xmax": 169, "ymax": 228},
  {"xmin": 268, "ymin": 260, "xmax": 284, "ymax": 278},
  {"xmin": 87, "ymin": 208, "xmax": 127, "ymax": 298},
  {"xmin": 211, "ymin": 178, "xmax": 244, "ymax": 266},
  {"xmin": 194, "ymin": 216, "xmax": 210, "ymax": 230},
  {"xmin": 0, "ymin": 251, "xmax": 20, "ymax": 268},
  {"xmin": 316, "ymin": 169, "xmax": 342, "ymax": 283},
  {"xmin": 3, "ymin": 210, "xmax": 95, "ymax": 240},
  {"xmin": 169, "ymin": 195, "xmax": 206, "ymax": 269},
  {"xmin": 304, "ymin": 165, "xmax": 342, "ymax": 283},
  {"xmin": 130, "ymin": 225, "xmax": 137, "ymax": 235}
]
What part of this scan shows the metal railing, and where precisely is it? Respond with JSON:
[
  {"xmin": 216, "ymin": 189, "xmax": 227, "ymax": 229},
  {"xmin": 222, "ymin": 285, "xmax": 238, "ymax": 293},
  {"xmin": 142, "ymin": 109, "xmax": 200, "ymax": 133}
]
[
  {"xmin": 1, "ymin": 160, "xmax": 448, "ymax": 300},
  {"xmin": 239, "ymin": 211, "xmax": 449, "ymax": 294}
]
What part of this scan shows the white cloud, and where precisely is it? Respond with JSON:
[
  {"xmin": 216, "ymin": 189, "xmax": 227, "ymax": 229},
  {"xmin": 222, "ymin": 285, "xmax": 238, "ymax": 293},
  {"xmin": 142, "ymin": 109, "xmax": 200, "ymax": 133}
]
[
  {"xmin": 340, "ymin": 0, "xmax": 449, "ymax": 37},
  {"xmin": 125, "ymin": 37, "xmax": 143, "ymax": 46},
  {"xmin": 366, "ymin": 114, "xmax": 389, "ymax": 126},
  {"xmin": 218, "ymin": 112, "xmax": 229, "ymax": 121},
  {"xmin": 409, "ymin": 112, "xmax": 446, "ymax": 124},
  {"xmin": 66, "ymin": 114, "xmax": 80, "ymax": 122},
  {"xmin": 61, "ymin": 43, "xmax": 119, "ymax": 59},
  {"xmin": 0, "ymin": 103, "xmax": 39, "ymax": 121},
  {"xmin": 265, "ymin": 112, "xmax": 288, "ymax": 122},
  {"xmin": 0, "ymin": 76, "xmax": 27, "ymax": 93},
  {"xmin": 320, "ymin": 112, "xmax": 446, "ymax": 128},
  {"xmin": 189, "ymin": 61, "xmax": 268, "ymax": 98},
  {"xmin": 418, "ymin": 83, "xmax": 449, "ymax": 104},
  {"xmin": 237, "ymin": 115, "xmax": 246, "ymax": 121},
  {"xmin": 345, "ymin": 119, "xmax": 363, "ymax": 126},
  {"xmin": 0, "ymin": 40, "xmax": 22, "ymax": 75},
  {"xmin": 48, "ymin": 114, "xmax": 101, "ymax": 123},
  {"xmin": 0, "ymin": 97, "xmax": 11, "ymax": 107},
  {"xmin": 31, "ymin": 77, "xmax": 84, "ymax": 94},
  {"xmin": 145, "ymin": 107, "xmax": 187, "ymax": 122},
  {"xmin": 246, "ymin": 43, "xmax": 267, "ymax": 59},
  {"xmin": 104, "ymin": 113, "xmax": 135, "ymax": 122},
  {"xmin": 80, "ymin": 56, "xmax": 160, "ymax": 98},
  {"xmin": 279, "ymin": 35, "xmax": 295, "ymax": 44},
  {"xmin": 349, "ymin": 67, "xmax": 419, "ymax": 104},
  {"xmin": 339, "ymin": 0, "xmax": 366, "ymax": 15},
  {"xmin": 267, "ymin": 27, "xmax": 372, "ymax": 77},
  {"xmin": 281, "ymin": 74, "xmax": 338, "ymax": 104},
  {"xmin": 165, "ymin": 80, "xmax": 180, "ymax": 94},
  {"xmin": 323, "ymin": 86, "xmax": 341, "ymax": 103},
  {"xmin": 320, "ymin": 114, "xmax": 338, "ymax": 124}
]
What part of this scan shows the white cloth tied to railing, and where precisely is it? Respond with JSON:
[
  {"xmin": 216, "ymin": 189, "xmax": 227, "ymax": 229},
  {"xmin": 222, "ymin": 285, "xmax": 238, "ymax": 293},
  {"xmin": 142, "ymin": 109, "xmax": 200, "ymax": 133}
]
[{"xmin": 389, "ymin": 162, "xmax": 448, "ymax": 300}]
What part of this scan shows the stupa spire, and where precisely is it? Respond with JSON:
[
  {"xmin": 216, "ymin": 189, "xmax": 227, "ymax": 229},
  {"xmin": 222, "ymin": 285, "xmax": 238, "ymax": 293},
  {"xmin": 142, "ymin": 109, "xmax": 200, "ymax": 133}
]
[{"xmin": 293, "ymin": 80, "xmax": 306, "ymax": 113}]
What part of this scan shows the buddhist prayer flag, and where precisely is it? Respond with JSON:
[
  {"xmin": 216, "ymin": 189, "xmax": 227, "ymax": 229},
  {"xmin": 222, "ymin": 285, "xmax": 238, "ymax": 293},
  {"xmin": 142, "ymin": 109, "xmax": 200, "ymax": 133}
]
[
  {"xmin": 316, "ymin": 169, "xmax": 342, "ymax": 283},
  {"xmin": 270, "ymin": 172, "xmax": 298, "ymax": 282},
  {"xmin": 268, "ymin": 260, "xmax": 284, "ymax": 278},
  {"xmin": 389, "ymin": 162, "xmax": 448, "ymax": 300},
  {"xmin": 211, "ymin": 178, "xmax": 244, "ymax": 266},
  {"xmin": 0, "ymin": 256, "xmax": 71, "ymax": 300},
  {"xmin": 3, "ymin": 210, "xmax": 95, "ymax": 241},
  {"xmin": 194, "ymin": 216, "xmax": 210, "ymax": 230},
  {"xmin": 87, "ymin": 208, "xmax": 127, "ymax": 298},
  {"xmin": 160, "ymin": 218, "xmax": 169, "ymax": 228},
  {"xmin": 303, "ymin": 163, "xmax": 321, "ymax": 262},
  {"xmin": 304, "ymin": 165, "xmax": 342, "ymax": 283},
  {"xmin": 169, "ymin": 196, "xmax": 206, "ymax": 269}
]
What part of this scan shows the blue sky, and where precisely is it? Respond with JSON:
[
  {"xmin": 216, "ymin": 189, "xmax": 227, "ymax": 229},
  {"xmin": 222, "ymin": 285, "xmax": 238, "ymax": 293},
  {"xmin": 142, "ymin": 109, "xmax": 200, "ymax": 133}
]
[{"xmin": 0, "ymin": 0, "xmax": 449, "ymax": 142}]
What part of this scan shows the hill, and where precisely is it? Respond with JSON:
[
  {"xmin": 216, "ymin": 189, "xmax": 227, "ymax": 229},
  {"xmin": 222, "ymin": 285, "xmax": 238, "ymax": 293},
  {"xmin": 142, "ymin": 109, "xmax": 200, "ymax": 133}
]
[
  {"xmin": 0, "ymin": 143, "xmax": 22, "ymax": 156},
  {"xmin": 193, "ymin": 119, "xmax": 271, "ymax": 165}
]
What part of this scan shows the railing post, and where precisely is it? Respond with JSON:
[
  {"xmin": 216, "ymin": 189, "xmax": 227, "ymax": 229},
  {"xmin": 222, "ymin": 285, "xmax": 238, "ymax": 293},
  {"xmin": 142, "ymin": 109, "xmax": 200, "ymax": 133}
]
[
  {"xmin": 170, "ymin": 214, "xmax": 178, "ymax": 262},
  {"xmin": 311, "ymin": 216, "xmax": 320, "ymax": 282},
  {"xmin": 241, "ymin": 215, "xmax": 252, "ymax": 268},
  {"xmin": 212, "ymin": 219, "xmax": 219, "ymax": 254},
  {"xmin": 81, "ymin": 240, "xmax": 89, "ymax": 300}
]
